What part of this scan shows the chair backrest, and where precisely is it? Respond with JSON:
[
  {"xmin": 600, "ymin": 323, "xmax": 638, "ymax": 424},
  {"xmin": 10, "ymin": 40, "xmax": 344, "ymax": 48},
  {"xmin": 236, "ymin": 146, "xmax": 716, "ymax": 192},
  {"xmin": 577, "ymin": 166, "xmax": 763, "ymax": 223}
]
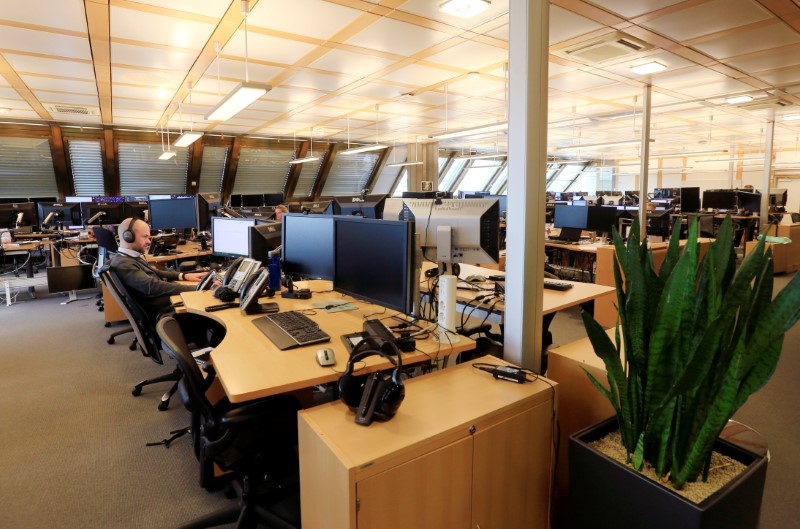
[
  {"xmin": 156, "ymin": 316, "xmax": 215, "ymax": 420},
  {"xmin": 92, "ymin": 226, "xmax": 119, "ymax": 253},
  {"xmin": 791, "ymin": 212, "xmax": 800, "ymax": 223},
  {"xmin": 100, "ymin": 265, "xmax": 164, "ymax": 364}
]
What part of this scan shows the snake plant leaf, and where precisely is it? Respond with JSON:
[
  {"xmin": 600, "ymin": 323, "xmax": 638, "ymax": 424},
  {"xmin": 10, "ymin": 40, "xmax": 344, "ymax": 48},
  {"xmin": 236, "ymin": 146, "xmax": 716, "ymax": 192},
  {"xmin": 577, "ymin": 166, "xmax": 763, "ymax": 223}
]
[{"xmin": 633, "ymin": 432, "xmax": 645, "ymax": 470}]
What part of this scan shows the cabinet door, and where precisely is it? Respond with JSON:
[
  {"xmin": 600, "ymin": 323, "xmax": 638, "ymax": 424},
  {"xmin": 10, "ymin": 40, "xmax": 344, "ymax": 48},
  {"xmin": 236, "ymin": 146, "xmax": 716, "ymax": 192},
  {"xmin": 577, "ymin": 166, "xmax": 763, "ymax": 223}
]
[
  {"xmin": 471, "ymin": 404, "xmax": 553, "ymax": 529},
  {"xmin": 356, "ymin": 436, "xmax": 473, "ymax": 529}
]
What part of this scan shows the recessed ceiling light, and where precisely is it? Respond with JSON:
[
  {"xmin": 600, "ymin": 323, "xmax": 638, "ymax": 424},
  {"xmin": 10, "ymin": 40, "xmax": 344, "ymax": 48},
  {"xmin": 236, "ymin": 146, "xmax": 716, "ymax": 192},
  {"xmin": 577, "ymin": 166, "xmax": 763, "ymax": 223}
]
[
  {"xmin": 783, "ymin": 114, "xmax": 800, "ymax": 121},
  {"xmin": 439, "ymin": 0, "xmax": 491, "ymax": 18},
  {"xmin": 630, "ymin": 61, "xmax": 667, "ymax": 75},
  {"xmin": 726, "ymin": 95, "xmax": 754, "ymax": 104}
]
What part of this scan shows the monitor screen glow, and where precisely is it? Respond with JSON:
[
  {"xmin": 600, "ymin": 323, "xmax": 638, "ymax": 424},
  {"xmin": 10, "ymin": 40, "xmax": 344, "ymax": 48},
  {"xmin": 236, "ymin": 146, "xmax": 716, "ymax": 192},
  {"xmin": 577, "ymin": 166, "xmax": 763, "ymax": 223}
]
[{"xmin": 211, "ymin": 217, "xmax": 256, "ymax": 258}]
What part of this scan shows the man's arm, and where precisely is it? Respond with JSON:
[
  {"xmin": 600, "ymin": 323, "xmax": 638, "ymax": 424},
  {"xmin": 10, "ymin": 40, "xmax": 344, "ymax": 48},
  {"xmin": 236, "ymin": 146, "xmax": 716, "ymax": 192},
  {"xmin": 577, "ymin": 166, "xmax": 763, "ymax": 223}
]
[{"xmin": 113, "ymin": 258, "xmax": 193, "ymax": 298}]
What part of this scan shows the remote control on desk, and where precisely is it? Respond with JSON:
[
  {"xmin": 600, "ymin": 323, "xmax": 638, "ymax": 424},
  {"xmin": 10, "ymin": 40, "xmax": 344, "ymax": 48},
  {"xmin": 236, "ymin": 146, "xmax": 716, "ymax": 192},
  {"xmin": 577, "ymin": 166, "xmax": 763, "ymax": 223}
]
[{"xmin": 543, "ymin": 280, "xmax": 573, "ymax": 291}]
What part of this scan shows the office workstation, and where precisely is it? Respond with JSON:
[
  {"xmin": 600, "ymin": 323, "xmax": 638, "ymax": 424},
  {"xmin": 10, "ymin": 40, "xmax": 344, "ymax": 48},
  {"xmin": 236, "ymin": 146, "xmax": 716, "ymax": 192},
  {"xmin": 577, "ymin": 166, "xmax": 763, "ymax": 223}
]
[{"xmin": 2, "ymin": 1, "xmax": 800, "ymax": 528}]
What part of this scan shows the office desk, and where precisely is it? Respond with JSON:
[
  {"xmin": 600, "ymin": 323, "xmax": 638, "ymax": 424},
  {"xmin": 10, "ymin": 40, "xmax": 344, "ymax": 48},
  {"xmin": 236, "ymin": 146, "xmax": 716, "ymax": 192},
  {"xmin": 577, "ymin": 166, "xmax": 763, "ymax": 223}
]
[
  {"xmin": 545, "ymin": 240, "xmax": 605, "ymax": 282},
  {"xmin": 145, "ymin": 241, "xmax": 211, "ymax": 264},
  {"xmin": 181, "ymin": 287, "xmax": 475, "ymax": 403},
  {"xmin": 299, "ymin": 355, "xmax": 555, "ymax": 529},
  {"xmin": 2, "ymin": 241, "xmax": 44, "ymax": 299}
]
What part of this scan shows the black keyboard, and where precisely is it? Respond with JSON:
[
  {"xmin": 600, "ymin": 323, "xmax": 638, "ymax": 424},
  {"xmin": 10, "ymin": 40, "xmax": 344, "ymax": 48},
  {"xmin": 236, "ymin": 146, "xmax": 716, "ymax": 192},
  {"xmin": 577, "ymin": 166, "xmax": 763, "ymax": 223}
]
[
  {"xmin": 543, "ymin": 280, "xmax": 573, "ymax": 291},
  {"xmin": 251, "ymin": 310, "xmax": 331, "ymax": 350}
]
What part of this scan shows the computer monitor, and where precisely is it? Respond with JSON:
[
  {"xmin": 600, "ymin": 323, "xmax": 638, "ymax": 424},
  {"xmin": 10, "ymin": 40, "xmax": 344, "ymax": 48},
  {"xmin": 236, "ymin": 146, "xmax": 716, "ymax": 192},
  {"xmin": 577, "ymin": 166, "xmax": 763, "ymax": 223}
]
[
  {"xmin": 654, "ymin": 188, "xmax": 679, "ymax": 200},
  {"xmin": 80, "ymin": 202, "xmax": 124, "ymax": 225},
  {"xmin": 300, "ymin": 200, "xmax": 333, "ymax": 214},
  {"xmin": 125, "ymin": 195, "xmax": 148, "ymax": 202},
  {"xmin": 37, "ymin": 202, "xmax": 82, "ymax": 229},
  {"xmin": 248, "ymin": 222, "xmax": 282, "ymax": 264},
  {"xmin": 228, "ymin": 194, "xmax": 243, "ymax": 208},
  {"xmin": 148, "ymin": 195, "xmax": 198, "ymax": 231},
  {"xmin": 702, "ymin": 189, "xmax": 737, "ymax": 210},
  {"xmin": 482, "ymin": 195, "xmax": 507, "ymax": 215},
  {"xmin": 402, "ymin": 198, "xmax": 500, "ymax": 265},
  {"xmin": 211, "ymin": 217, "xmax": 257, "ymax": 258},
  {"xmin": 0, "ymin": 202, "xmax": 37, "ymax": 229},
  {"xmin": 770, "ymin": 188, "xmax": 788, "ymax": 207},
  {"xmin": 64, "ymin": 196, "xmax": 93, "ymax": 203},
  {"xmin": 402, "ymin": 191, "xmax": 453, "ymax": 199},
  {"xmin": 333, "ymin": 216, "xmax": 415, "ymax": 314},
  {"xmin": 92, "ymin": 196, "xmax": 124, "ymax": 203},
  {"xmin": 459, "ymin": 191, "xmax": 489, "ymax": 199},
  {"xmin": 738, "ymin": 191, "xmax": 761, "ymax": 214},
  {"xmin": 0, "ymin": 197, "xmax": 28, "ymax": 204},
  {"xmin": 263, "ymin": 193, "xmax": 285, "ymax": 207},
  {"xmin": 281, "ymin": 213, "xmax": 335, "ymax": 280},
  {"xmin": 332, "ymin": 194, "xmax": 388, "ymax": 219},
  {"xmin": 586, "ymin": 206, "xmax": 618, "ymax": 233},
  {"xmin": 241, "ymin": 194, "xmax": 264, "ymax": 207},
  {"xmin": 554, "ymin": 204, "xmax": 589, "ymax": 229},
  {"xmin": 29, "ymin": 196, "xmax": 58, "ymax": 204},
  {"xmin": 46, "ymin": 264, "xmax": 96, "ymax": 294},
  {"xmin": 122, "ymin": 201, "xmax": 149, "ymax": 222},
  {"xmin": 196, "ymin": 192, "xmax": 222, "ymax": 231},
  {"xmin": 554, "ymin": 192, "xmax": 574, "ymax": 201},
  {"xmin": 679, "ymin": 187, "xmax": 701, "ymax": 213}
]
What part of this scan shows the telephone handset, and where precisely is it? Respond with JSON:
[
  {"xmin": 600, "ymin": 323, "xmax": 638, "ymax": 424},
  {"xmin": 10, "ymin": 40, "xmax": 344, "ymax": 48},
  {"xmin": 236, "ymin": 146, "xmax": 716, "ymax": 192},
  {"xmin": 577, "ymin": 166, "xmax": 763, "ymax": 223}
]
[
  {"xmin": 221, "ymin": 257, "xmax": 244, "ymax": 287},
  {"xmin": 196, "ymin": 270, "xmax": 217, "ymax": 291},
  {"xmin": 239, "ymin": 269, "xmax": 278, "ymax": 314},
  {"xmin": 226, "ymin": 257, "xmax": 262, "ymax": 293}
]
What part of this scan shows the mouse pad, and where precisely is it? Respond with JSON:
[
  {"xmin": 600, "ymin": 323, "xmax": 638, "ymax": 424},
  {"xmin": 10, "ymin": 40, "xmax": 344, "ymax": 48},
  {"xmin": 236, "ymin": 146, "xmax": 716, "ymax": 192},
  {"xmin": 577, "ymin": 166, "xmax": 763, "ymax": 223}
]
[{"xmin": 312, "ymin": 301, "xmax": 358, "ymax": 313}]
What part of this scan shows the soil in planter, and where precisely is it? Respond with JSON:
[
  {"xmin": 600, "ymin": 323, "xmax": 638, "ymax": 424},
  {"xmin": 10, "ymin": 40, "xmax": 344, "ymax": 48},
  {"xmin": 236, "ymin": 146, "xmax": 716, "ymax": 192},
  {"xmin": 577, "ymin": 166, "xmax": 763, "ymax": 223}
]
[{"xmin": 591, "ymin": 431, "xmax": 747, "ymax": 504}]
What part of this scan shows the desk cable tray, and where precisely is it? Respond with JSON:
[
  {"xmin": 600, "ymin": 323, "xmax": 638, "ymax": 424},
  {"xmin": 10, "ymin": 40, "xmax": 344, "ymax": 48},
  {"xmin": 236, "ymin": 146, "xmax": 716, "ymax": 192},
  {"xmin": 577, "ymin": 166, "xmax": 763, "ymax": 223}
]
[{"xmin": 252, "ymin": 310, "xmax": 331, "ymax": 350}]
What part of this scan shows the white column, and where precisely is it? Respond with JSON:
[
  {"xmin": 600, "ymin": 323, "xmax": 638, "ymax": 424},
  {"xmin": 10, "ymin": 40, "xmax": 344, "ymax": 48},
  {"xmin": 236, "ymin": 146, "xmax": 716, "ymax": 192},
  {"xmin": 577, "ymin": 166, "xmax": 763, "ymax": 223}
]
[
  {"xmin": 505, "ymin": 0, "xmax": 549, "ymax": 373},
  {"xmin": 638, "ymin": 84, "xmax": 652, "ymax": 241},
  {"xmin": 761, "ymin": 112, "xmax": 774, "ymax": 228}
]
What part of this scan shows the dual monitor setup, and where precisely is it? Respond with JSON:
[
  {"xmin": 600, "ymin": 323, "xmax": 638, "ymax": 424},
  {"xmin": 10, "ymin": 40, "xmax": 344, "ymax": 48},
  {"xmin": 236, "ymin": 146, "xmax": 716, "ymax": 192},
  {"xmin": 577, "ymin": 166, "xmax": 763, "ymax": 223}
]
[
  {"xmin": 209, "ymin": 197, "xmax": 501, "ymax": 318},
  {"xmin": 702, "ymin": 188, "xmax": 788, "ymax": 213}
]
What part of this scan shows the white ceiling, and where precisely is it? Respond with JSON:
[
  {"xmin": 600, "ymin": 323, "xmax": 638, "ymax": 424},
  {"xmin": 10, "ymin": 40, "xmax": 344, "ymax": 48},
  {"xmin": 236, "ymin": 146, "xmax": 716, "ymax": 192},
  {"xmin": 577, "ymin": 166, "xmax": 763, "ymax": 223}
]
[{"xmin": 0, "ymin": 0, "xmax": 799, "ymax": 160}]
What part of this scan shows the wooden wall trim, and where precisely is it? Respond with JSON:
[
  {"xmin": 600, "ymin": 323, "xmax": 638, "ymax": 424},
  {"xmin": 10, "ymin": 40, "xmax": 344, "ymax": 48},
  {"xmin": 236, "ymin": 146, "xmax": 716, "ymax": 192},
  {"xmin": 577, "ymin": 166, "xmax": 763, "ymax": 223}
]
[
  {"xmin": 187, "ymin": 140, "xmax": 203, "ymax": 194},
  {"xmin": 313, "ymin": 143, "xmax": 343, "ymax": 199},
  {"xmin": 102, "ymin": 127, "xmax": 119, "ymax": 196},
  {"xmin": 283, "ymin": 140, "xmax": 307, "ymax": 199},
  {"xmin": 220, "ymin": 136, "xmax": 242, "ymax": 202},
  {"xmin": 48, "ymin": 124, "xmax": 73, "ymax": 200}
]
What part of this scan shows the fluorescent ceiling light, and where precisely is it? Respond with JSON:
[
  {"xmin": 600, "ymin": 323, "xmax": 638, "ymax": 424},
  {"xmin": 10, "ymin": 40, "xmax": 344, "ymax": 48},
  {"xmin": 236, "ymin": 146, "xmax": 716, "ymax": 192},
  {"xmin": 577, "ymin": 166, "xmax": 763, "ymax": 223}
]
[
  {"xmin": 695, "ymin": 156, "xmax": 764, "ymax": 163},
  {"xmin": 340, "ymin": 144, "xmax": 388, "ymax": 155},
  {"xmin": 173, "ymin": 131, "xmax": 203, "ymax": 147},
  {"xmin": 782, "ymin": 114, "xmax": 800, "ymax": 121},
  {"xmin": 458, "ymin": 153, "xmax": 507, "ymax": 160},
  {"xmin": 159, "ymin": 151, "xmax": 176, "ymax": 160},
  {"xmin": 556, "ymin": 139, "xmax": 651, "ymax": 151},
  {"xmin": 289, "ymin": 156, "xmax": 320, "ymax": 165},
  {"xmin": 650, "ymin": 149, "xmax": 728, "ymax": 158},
  {"xmin": 430, "ymin": 122, "xmax": 508, "ymax": 141},
  {"xmin": 725, "ymin": 95, "xmax": 754, "ymax": 104},
  {"xmin": 630, "ymin": 61, "xmax": 667, "ymax": 75},
  {"xmin": 386, "ymin": 161, "xmax": 424, "ymax": 167},
  {"xmin": 439, "ymin": 0, "xmax": 491, "ymax": 18},
  {"xmin": 205, "ymin": 82, "xmax": 271, "ymax": 122}
]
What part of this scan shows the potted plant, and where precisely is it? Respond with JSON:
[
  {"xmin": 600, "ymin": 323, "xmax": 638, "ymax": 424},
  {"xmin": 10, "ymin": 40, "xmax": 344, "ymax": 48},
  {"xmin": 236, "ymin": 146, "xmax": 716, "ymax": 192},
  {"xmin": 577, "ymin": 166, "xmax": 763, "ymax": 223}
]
[{"xmin": 569, "ymin": 215, "xmax": 800, "ymax": 529}]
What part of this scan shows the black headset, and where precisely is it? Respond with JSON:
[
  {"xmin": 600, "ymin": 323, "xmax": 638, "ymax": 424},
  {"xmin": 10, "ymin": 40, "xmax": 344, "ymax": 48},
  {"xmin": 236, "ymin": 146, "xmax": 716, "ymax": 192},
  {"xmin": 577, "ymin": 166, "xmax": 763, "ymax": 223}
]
[
  {"xmin": 122, "ymin": 217, "xmax": 140, "ymax": 244},
  {"xmin": 213, "ymin": 286, "xmax": 237, "ymax": 302},
  {"xmin": 338, "ymin": 337, "xmax": 405, "ymax": 426}
]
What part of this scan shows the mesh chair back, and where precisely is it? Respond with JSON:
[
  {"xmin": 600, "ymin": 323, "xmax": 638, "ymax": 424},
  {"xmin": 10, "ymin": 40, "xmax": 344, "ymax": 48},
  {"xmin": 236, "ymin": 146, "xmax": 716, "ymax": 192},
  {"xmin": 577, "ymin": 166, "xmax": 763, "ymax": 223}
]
[
  {"xmin": 791, "ymin": 213, "xmax": 800, "ymax": 223},
  {"xmin": 92, "ymin": 226, "xmax": 119, "ymax": 253},
  {"xmin": 100, "ymin": 266, "xmax": 164, "ymax": 364}
]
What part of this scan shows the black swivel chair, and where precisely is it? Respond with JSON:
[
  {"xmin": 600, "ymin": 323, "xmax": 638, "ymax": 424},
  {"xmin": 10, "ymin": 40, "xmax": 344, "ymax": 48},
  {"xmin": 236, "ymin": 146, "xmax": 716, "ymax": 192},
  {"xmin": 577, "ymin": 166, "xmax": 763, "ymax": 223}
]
[
  {"xmin": 100, "ymin": 265, "xmax": 182, "ymax": 411},
  {"xmin": 156, "ymin": 315, "xmax": 301, "ymax": 529},
  {"xmin": 93, "ymin": 226, "xmax": 134, "ymax": 345}
]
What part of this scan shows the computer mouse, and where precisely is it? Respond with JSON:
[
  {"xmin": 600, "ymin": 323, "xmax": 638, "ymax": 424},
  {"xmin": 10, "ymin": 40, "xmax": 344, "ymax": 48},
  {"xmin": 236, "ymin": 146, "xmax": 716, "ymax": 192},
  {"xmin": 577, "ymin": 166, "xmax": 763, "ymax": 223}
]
[
  {"xmin": 465, "ymin": 274, "xmax": 487, "ymax": 283},
  {"xmin": 316, "ymin": 347, "xmax": 336, "ymax": 367}
]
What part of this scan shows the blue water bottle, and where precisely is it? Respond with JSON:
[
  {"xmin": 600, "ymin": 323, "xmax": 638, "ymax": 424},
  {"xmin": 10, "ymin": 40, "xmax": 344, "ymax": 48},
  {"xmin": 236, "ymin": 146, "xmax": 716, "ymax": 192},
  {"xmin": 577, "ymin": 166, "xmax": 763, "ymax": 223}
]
[{"xmin": 268, "ymin": 249, "xmax": 282, "ymax": 293}]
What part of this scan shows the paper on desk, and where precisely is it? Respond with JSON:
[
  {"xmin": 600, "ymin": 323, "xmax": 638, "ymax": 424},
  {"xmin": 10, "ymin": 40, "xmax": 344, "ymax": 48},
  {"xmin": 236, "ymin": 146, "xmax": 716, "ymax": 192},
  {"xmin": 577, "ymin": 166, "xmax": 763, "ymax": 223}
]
[{"xmin": 312, "ymin": 301, "xmax": 358, "ymax": 313}]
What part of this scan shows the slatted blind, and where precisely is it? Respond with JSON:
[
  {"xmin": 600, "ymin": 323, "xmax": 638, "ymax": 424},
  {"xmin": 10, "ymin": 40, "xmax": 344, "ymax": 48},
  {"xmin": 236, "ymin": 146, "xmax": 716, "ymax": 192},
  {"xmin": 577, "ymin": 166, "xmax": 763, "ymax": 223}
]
[
  {"xmin": 320, "ymin": 152, "xmax": 380, "ymax": 196},
  {"xmin": 371, "ymin": 145, "xmax": 405, "ymax": 194},
  {"xmin": 68, "ymin": 140, "xmax": 104, "ymax": 196},
  {"xmin": 0, "ymin": 137, "xmax": 58, "ymax": 197},
  {"xmin": 291, "ymin": 150, "xmax": 327, "ymax": 198},
  {"xmin": 198, "ymin": 145, "xmax": 227, "ymax": 193},
  {"xmin": 118, "ymin": 142, "xmax": 188, "ymax": 195},
  {"xmin": 232, "ymin": 147, "xmax": 293, "ymax": 194}
]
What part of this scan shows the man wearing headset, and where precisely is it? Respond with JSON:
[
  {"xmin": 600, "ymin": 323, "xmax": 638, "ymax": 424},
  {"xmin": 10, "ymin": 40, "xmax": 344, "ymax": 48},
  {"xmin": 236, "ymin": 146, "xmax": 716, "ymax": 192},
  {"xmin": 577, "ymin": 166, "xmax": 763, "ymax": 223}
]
[{"xmin": 110, "ymin": 217, "xmax": 207, "ymax": 321}]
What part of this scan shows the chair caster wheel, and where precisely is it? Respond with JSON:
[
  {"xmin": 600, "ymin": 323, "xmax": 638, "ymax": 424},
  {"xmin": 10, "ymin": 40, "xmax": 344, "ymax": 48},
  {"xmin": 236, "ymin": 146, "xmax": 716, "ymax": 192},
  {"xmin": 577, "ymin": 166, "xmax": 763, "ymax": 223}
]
[
  {"xmin": 158, "ymin": 401, "xmax": 170, "ymax": 411},
  {"xmin": 129, "ymin": 342, "xmax": 137, "ymax": 351},
  {"xmin": 132, "ymin": 386, "xmax": 142, "ymax": 396},
  {"xmin": 107, "ymin": 337, "xmax": 115, "ymax": 344},
  {"xmin": 104, "ymin": 322, "xmax": 111, "ymax": 327},
  {"xmin": 98, "ymin": 307, "xmax": 104, "ymax": 312}
]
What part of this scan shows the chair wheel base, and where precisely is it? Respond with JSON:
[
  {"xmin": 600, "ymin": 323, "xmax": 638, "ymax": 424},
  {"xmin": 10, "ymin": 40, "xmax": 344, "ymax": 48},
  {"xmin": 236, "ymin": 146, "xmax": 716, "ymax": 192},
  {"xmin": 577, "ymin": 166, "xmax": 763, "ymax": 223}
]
[
  {"xmin": 132, "ymin": 386, "xmax": 142, "ymax": 396},
  {"xmin": 158, "ymin": 400, "xmax": 170, "ymax": 411},
  {"xmin": 107, "ymin": 337, "xmax": 115, "ymax": 344}
]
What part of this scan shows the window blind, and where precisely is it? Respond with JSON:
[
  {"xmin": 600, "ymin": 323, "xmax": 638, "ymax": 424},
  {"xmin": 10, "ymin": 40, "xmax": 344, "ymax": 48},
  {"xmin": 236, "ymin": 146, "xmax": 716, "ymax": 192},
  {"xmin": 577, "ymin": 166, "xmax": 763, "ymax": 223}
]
[
  {"xmin": 198, "ymin": 145, "xmax": 227, "ymax": 193},
  {"xmin": 118, "ymin": 142, "xmax": 188, "ymax": 195},
  {"xmin": 232, "ymin": 147, "xmax": 293, "ymax": 195},
  {"xmin": 320, "ymin": 152, "xmax": 380, "ymax": 196},
  {"xmin": 68, "ymin": 140, "xmax": 104, "ymax": 196},
  {"xmin": 291, "ymin": 152, "xmax": 326, "ymax": 198},
  {"xmin": 0, "ymin": 137, "xmax": 58, "ymax": 198}
]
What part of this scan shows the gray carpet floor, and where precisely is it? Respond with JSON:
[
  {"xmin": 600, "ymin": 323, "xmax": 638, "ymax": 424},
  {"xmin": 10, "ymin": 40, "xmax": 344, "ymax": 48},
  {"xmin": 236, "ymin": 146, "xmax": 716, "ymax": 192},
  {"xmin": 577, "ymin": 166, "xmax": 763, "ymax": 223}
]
[{"xmin": 1, "ymin": 274, "xmax": 797, "ymax": 529}]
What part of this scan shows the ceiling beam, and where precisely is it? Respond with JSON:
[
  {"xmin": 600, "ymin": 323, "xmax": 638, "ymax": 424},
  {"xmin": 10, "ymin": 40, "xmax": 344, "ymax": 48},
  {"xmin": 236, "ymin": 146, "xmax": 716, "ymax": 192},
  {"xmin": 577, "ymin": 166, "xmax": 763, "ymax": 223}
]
[{"xmin": 85, "ymin": 0, "xmax": 113, "ymax": 124}]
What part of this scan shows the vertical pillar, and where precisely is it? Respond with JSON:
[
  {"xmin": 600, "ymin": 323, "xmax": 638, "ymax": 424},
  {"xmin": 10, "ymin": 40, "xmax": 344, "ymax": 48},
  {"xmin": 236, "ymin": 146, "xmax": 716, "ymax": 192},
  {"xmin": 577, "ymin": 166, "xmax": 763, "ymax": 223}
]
[
  {"xmin": 638, "ymin": 84, "xmax": 652, "ymax": 241},
  {"xmin": 761, "ymin": 112, "xmax": 775, "ymax": 227},
  {"xmin": 504, "ymin": 0, "xmax": 549, "ymax": 373}
]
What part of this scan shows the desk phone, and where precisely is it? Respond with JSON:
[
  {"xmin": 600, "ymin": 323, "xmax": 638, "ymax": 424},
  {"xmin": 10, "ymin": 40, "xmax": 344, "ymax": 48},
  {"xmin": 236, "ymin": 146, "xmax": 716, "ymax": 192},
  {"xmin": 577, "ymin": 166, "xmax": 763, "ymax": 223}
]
[{"xmin": 223, "ymin": 257, "xmax": 262, "ymax": 292}]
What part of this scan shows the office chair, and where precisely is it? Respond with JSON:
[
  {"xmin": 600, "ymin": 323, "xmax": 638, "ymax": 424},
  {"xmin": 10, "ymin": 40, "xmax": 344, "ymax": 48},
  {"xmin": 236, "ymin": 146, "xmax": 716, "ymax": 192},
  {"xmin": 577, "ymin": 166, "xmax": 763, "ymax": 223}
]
[
  {"xmin": 99, "ymin": 265, "xmax": 182, "ymax": 411},
  {"xmin": 792, "ymin": 212, "xmax": 800, "ymax": 223},
  {"xmin": 156, "ymin": 315, "xmax": 301, "ymax": 529},
  {"xmin": 93, "ymin": 226, "xmax": 134, "ymax": 342}
]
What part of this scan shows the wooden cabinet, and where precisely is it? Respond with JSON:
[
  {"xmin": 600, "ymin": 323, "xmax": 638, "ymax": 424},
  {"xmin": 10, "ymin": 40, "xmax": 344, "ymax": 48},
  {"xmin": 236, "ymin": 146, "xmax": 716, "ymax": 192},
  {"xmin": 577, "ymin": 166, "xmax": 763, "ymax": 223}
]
[
  {"xmin": 298, "ymin": 357, "xmax": 556, "ymax": 529},
  {"xmin": 745, "ymin": 222, "xmax": 800, "ymax": 273}
]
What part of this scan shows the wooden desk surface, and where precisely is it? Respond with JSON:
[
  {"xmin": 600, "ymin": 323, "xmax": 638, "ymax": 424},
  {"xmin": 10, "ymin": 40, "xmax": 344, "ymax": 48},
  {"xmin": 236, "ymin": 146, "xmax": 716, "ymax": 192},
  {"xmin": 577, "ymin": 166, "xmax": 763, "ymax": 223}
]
[
  {"xmin": 2, "ymin": 241, "xmax": 42, "ymax": 251},
  {"xmin": 145, "ymin": 241, "xmax": 211, "ymax": 263},
  {"xmin": 544, "ymin": 240, "xmax": 607, "ymax": 253},
  {"xmin": 181, "ymin": 286, "xmax": 475, "ymax": 403},
  {"xmin": 422, "ymin": 262, "xmax": 615, "ymax": 316}
]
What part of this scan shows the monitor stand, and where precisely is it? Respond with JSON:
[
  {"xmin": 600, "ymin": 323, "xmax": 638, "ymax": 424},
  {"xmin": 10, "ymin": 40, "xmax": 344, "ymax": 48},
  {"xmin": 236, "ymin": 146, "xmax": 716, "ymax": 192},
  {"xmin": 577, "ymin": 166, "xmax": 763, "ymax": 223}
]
[
  {"xmin": 61, "ymin": 290, "xmax": 91, "ymax": 305},
  {"xmin": 434, "ymin": 226, "xmax": 460, "ymax": 344}
]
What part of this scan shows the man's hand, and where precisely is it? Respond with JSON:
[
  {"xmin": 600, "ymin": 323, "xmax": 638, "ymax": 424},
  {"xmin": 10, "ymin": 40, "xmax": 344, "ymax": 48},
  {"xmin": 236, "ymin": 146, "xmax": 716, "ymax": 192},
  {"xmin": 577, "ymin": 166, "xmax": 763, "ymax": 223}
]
[{"xmin": 183, "ymin": 272, "xmax": 207, "ymax": 282}]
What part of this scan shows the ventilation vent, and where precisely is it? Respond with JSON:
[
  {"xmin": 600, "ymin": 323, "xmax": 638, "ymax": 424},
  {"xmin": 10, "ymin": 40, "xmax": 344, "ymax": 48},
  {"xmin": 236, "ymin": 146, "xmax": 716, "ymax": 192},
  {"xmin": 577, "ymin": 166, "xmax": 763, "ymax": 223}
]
[
  {"xmin": 45, "ymin": 104, "xmax": 99, "ymax": 116},
  {"xmin": 553, "ymin": 31, "xmax": 653, "ymax": 64},
  {"xmin": 736, "ymin": 98, "xmax": 793, "ymax": 110}
]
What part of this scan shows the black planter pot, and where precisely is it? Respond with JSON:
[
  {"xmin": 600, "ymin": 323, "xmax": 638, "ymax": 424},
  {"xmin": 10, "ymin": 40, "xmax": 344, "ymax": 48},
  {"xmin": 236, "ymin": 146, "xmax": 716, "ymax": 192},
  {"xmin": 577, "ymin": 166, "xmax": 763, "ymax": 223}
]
[{"xmin": 568, "ymin": 417, "xmax": 768, "ymax": 529}]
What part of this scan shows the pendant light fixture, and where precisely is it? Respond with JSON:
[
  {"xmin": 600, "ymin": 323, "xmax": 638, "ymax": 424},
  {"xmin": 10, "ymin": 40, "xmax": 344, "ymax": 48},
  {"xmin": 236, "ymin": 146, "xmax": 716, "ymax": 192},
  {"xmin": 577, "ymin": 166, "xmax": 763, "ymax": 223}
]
[
  {"xmin": 341, "ymin": 105, "xmax": 388, "ymax": 155},
  {"xmin": 175, "ymin": 82, "xmax": 202, "ymax": 147},
  {"xmin": 386, "ymin": 140, "xmax": 424, "ymax": 167},
  {"xmin": 159, "ymin": 120, "xmax": 176, "ymax": 160},
  {"xmin": 290, "ymin": 129, "xmax": 320, "ymax": 165},
  {"xmin": 205, "ymin": 0, "xmax": 271, "ymax": 122}
]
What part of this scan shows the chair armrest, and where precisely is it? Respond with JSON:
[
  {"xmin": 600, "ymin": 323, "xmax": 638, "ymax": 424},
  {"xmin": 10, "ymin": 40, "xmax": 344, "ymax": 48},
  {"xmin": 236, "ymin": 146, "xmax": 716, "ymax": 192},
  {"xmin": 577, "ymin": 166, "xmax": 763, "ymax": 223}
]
[{"xmin": 220, "ymin": 395, "xmax": 300, "ymax": 428}]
